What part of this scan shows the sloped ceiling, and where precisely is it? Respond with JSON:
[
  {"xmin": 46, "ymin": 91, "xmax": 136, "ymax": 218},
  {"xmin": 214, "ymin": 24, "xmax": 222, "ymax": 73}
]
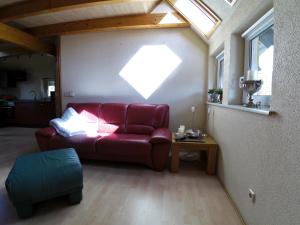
[
  {"xmin": 12, "ymin": 0, "xmax": 159, "ymax": 28},
  {"xmin": 0, "ymin": 0, "xmax": 240, "ymax": 56},
  {"xmin": 0, "ymin": 0, "xmax": 237, "ymax": 25},
  {"xmin": 4, "ymin": 0, "xmax": 236, "ymax": 37},
  {"xmin": 0, "ymin": 0, "xmax": 25, "ymax": 7},
  {"xmin": 0, "ymin": 0, "xmax": 190, "ymax": 56}
]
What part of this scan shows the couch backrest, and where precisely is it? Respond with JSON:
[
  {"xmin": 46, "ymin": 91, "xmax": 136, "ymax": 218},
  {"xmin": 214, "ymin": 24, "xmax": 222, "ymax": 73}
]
[
  {"xmin": 67, "ymin": 103, "xmax": 100, "ymax": 123},
  {"xmin": 99, "ymin": 103, "xmax": 128, "ymax": 133},
  {"xmin": 66, "ymin": 103, "xmax": 169, "ymax": 134},
  {"xmin": 126, "ymin": 104, "xmax": 169, "ymax": 134}
]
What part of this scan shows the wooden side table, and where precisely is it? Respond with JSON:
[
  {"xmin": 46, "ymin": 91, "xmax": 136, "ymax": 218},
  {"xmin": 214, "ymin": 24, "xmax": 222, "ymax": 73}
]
[{"xmin": 171, "ymin": 134, "xmax": 218, "ymax": 175}]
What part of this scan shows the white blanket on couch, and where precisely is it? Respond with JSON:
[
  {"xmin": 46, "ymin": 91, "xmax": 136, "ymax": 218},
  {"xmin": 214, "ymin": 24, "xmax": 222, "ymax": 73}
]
[{"xmin": 50, "ymin": 107, "xmax": 88, "ymax": 137}]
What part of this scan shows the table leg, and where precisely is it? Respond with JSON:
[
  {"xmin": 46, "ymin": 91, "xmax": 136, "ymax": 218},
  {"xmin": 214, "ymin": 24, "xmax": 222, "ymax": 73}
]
[
  {"xmin": 171, "ymin": 146, "xmax": 180, "ymax": 172},
  {"xmin": 207, "ymin": 146, "xmax": 217, "ymax": 175}
]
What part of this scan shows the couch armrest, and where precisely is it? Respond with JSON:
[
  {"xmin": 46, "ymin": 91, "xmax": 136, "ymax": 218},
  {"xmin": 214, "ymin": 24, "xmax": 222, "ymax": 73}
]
[
  {"xmin": 36, "ymin": 127, "xmax": 57, "ymax": 138},
  {"xmin": 150, "ymin": 128, "xmax": 171, "ymax": 144}
]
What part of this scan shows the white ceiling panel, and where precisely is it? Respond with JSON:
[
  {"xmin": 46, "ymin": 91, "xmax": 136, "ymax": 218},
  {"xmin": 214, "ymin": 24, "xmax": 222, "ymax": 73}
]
[{"xmin": 12, "ymin": 0, "xmax": 158, "ymax": 28}]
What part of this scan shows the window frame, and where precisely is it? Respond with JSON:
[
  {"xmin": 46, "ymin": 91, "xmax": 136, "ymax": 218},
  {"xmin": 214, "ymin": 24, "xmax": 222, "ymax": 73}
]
[
  {"xmin": 241, "ymin": 8, "xmax": 274, "ymax": 106},
  {"xmin": 191, "ymin": 0, "xmax": 222, "ymax": 38},
  {"xmin": 169, "ymin": 0, "xmax": 221, "ymax": 39},
  {"xmin": 41, "ymin": 78, "xmax": 55, "ymax": 98},
  {"xmin": 216, "ymin": 50, "xmax": 224, "ymax": 89}
]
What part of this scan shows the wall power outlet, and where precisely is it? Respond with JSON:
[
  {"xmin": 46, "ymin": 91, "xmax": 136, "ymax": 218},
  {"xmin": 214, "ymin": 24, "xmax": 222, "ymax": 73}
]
[
  {"xmin": 64, "ymin": 91, "xmax": 75, "ymax": 97},
  {"xmin": 248, "ymin": 188, "xmax": 256, "ymax": 202}
]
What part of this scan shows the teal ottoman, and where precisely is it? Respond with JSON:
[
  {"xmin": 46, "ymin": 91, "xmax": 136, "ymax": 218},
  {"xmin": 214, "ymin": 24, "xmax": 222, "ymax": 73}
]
[{"xmin": 5, "ymin": 148, "xmax": 83, "ymax": 218}]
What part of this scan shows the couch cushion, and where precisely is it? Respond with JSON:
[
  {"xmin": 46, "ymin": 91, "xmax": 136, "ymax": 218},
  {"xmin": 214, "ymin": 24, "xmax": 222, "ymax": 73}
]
[
  {"xmin": 99, "ymin": 103, "xmax": 128, "ymax": 133},
  {"xmin": 67, "ymin": 103, "xmax": 100, "ymax": 124},
  {"xmin": 152, "ymin": 104, "xmax": 169, "ymax": 128},
  {"xmin": 96, "ymin": 134, "xmax": 152, "ymax": 164},
  {"xmin": 126, "ymin": 104, "xmax": 169, "ymax": 134},
  {"xmin": 48, "ymin": 134, "xmax": 101, "ymax": 155}
]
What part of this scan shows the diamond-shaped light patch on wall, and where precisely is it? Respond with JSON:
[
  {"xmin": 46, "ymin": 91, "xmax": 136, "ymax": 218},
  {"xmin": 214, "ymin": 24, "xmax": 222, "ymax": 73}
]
[{"xmin": 119, "ymin": 45, "xmax": 182, "ymax": 99}]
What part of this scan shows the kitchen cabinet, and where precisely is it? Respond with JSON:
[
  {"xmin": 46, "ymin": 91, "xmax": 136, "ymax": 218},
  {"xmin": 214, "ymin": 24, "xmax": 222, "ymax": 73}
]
[
  {"xmin": 14, "ymin": 101, "xmax": 55, "ymax": 127},
  {"xmin": 0, "ymin": 71, "xmax": 27, "ymax": 88}
]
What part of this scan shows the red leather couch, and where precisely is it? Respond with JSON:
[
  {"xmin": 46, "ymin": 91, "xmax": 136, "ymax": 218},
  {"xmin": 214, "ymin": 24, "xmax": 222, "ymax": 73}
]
[{"xmin": 35, "ymin": 103, "xmax": 171, "ymax": 171}]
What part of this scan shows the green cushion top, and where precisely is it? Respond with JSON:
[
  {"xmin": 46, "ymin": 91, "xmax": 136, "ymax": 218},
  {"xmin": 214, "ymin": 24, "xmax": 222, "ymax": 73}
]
[{"xmin": 6, "ymin": 148, "xmax": 83, "ymax": 205}]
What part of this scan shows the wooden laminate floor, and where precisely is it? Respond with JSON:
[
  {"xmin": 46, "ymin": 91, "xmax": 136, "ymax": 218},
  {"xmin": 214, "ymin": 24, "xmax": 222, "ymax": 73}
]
[{"xmin": 0, "ymin": 127, "xmax": 243, "ymax": 225}]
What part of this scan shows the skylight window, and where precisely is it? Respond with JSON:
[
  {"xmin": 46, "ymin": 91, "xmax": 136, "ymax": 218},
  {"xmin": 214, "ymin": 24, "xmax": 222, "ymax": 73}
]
[{"xmin": 169, "ymin": 0, "xmax": 221, "ymax": 38}]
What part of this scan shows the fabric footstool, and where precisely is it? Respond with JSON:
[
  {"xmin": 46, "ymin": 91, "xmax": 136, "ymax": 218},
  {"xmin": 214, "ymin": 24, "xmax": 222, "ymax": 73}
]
[{"xmin": 5, "ymin": 148, "xmax": 83, "ymax": 218}]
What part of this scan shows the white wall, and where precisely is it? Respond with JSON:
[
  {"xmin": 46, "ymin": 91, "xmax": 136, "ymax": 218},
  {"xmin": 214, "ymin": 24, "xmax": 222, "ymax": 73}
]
[
  {"xmin": 207, "ymin": 0, "xmax": 300, "ymax": 225},
  {"xmin": 61, "ymin": 28, "xmax": 208, "ymax": 131},
  {"xmin": 0, "ymin": 54, "xmax": 56, "ymax": 100}
]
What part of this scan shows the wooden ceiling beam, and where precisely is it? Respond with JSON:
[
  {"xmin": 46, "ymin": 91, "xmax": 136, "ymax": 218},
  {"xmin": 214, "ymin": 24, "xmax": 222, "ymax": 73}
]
[
  {"xmin": 0, "ymin": 0, "xmax": 153, "ymax": 22},
  {"xmin": 27, "ymin": 13, "xmax": 190, "ymax": 38},
  {"xmin": 0, "ymin": 23, "xmax": 54, "ymax": 54}
]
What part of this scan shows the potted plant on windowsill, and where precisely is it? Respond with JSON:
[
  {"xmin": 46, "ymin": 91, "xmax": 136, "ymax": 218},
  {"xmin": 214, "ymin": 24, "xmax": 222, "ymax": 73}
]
[{"xmin": 208, "ymin": 88, "xmax": 223, "ymax": 103}]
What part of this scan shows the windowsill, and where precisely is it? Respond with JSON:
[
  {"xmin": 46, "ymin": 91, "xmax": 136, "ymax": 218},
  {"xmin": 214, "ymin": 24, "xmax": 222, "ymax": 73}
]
[{"xmin": 206, "ymin": 102, "xmax": 275, "ymax": 116}]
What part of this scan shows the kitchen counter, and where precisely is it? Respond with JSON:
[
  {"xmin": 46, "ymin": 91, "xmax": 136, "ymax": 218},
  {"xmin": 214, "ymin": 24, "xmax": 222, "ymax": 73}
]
[
  {"xmin": 1, "ymin": 100, "xmax": 56, "ymax": 127},
  {"xmin": 14, "ymin": 99, "xmax": 53, "ymax": 103}
]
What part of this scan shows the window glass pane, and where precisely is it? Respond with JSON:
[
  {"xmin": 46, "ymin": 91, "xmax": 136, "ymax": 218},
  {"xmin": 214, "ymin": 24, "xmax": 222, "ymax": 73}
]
[
  {"xmin": 42, "ymin": 78, "xmax": 55, "ymax": 98},
  {"xmin": 216, "ymin": 51, "xmax": 224, "ymax": 89},
  {"xmin": 48, "ymin": 84, "xmax": 55, "ymax": 97},
  {"xmin": 218, "ymin": 58, "xmax": 224, "ymax": 89},
  {"xmin": 250, "ymin": 25, "xmax": 274, "ymax": 95},
  {"xmin": 174, "ymin": 0, "xmax": 218, "ymax": 36}
]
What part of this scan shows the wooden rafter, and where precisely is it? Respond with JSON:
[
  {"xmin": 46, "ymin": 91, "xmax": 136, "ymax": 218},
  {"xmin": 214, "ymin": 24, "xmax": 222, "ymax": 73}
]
[
  {"xmin": 0, "ymin": 0, "xmax": 156, "ymax": 22},
  {"xmin": 148, "ymin": 0, "xmax": 163, "ymax": 13},
  {"xmin": 27, "ymin": 13, "xmax": 190, "ymax": 38},
  {"xmin": 0, "ymin": 23, "xmax": 54, "ymax": 54}
]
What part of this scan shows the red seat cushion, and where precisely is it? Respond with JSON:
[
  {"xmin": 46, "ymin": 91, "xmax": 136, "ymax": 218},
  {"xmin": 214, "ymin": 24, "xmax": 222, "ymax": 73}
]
[
  {"xmin": 95, "ymin": 134, "xmax": 152, "ymax": 165},
  {"xmin": 48, "ymin": 134, "xmax": 101, "ymax": 155}
]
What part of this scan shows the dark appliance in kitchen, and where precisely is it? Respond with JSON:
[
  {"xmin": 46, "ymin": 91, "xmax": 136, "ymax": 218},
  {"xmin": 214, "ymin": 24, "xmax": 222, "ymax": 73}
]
[{"xmin": 0, "ymin": 100, "xmax": 15, "ymax": 127}]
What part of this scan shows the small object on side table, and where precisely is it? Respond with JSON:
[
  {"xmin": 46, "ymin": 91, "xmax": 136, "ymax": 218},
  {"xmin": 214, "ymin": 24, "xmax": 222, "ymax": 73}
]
[
  {"xmin": 175, "ymin": 132, "xmax": 186, "ymax": 140},
  {"xmin": 171, "ymin": 133, "xmax": 218, "ymax": 175},
  {"xmin": 186, "ymin": 130, "xmax": 201, "ymax": 139}
]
